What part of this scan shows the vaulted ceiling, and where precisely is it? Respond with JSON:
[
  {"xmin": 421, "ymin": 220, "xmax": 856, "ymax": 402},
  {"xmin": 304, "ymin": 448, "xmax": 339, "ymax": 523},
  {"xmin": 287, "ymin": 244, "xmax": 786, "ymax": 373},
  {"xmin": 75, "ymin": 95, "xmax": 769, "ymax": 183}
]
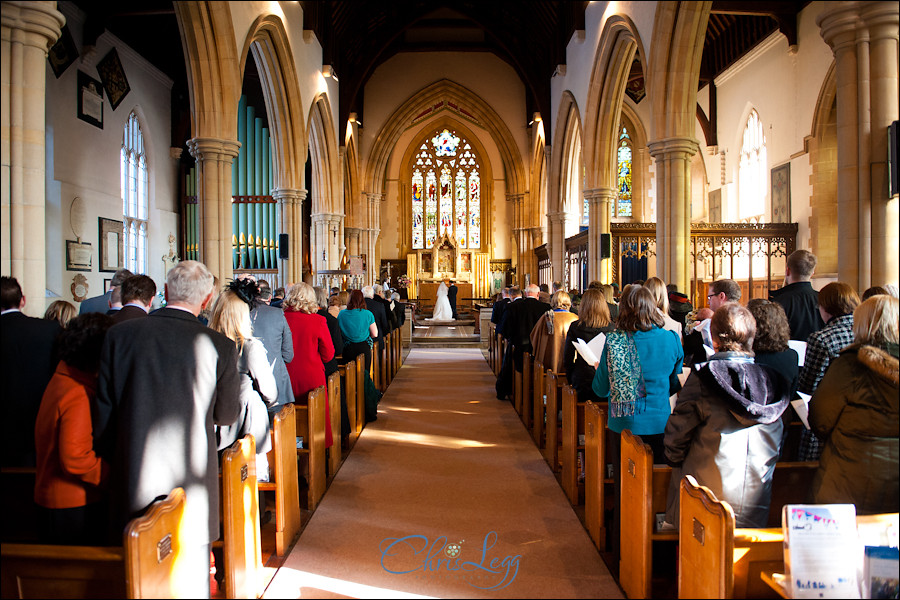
[{"xmin": 70, "ymin": 1, "xmax": 808, "ymax": 148}]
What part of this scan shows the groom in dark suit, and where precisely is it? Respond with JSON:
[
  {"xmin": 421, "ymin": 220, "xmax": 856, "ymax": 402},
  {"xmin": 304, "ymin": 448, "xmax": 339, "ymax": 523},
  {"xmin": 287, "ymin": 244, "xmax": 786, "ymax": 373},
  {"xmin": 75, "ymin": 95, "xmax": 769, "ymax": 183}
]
[
  {"xmin": 93, "ymin": 260, "xmax": 240, "ymax": 596},
  {"xmin": 448, "ymin": 280, "xmax": 459, "ymax": 320}
]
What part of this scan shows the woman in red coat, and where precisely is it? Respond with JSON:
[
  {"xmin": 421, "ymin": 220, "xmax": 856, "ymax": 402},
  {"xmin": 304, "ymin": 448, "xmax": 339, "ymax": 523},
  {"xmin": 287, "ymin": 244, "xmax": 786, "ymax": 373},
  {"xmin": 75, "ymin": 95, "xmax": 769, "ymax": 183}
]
[
  {"xmin": 34, "ymin": 313, "xmax": 113, "ymax": 544},
  {"xmin": 284, "ymin": 282, "xmax": 335, "ymax": 447}
]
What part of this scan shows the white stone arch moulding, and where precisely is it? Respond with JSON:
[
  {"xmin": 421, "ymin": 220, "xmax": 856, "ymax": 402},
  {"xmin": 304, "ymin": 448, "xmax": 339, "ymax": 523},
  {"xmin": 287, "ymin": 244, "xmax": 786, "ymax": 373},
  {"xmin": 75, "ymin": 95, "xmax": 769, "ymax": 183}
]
[
  {"xmin": 307, "ymin": 93, "xmax": 341, "ymax": 216},
  {"xmin": 549, "ymin": 91, "xmax": 584, "ymax": 218}
]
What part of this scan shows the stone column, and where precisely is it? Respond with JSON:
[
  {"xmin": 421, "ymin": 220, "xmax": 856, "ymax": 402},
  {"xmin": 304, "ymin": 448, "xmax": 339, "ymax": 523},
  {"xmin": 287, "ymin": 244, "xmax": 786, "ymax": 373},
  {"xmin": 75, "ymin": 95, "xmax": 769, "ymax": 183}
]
[
  {"xmin": 584, "ymin": 187, "xmax": 614, "ymax": 284},
  {"xmin": 271, "ymin": 188, "xmax": 305, "ymax": 286},
  {"xmin": 311, "ymin": 212, "xmax": 343, "ymax": 273},
  {"xmin": 647, "ymin": 137, "xmax": 700, "ymax": 294},
  {"xmin": 1, "ymin": 1, "xmax": 63, "ymax": 315},
  {"xmin": 818, "ymin": 1, "xmax": 899, "ymax": 289},
  {"xmin": 364, "ymin": 192, "xmax": 382, "ymax": 285},
  {"xmin": 547, "ymin": 211, "xmax": 570, "ymax": 285},
  {"xmin": 186, "ymin": 137, "xmax": 240, "ymax": 288}
]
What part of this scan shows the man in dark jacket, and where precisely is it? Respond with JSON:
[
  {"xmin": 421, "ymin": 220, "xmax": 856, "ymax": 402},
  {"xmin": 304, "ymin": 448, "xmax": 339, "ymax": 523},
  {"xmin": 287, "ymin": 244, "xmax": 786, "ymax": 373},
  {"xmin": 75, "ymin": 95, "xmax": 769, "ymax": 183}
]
[
  {"xmin": 505, "ymin": 283, "xmax": 552, "ymax": 371},
  {"xmin": 1, "ymin": 276, "xmax": 60, "ymax": 466},
  {"xmin": 448, "ymin": 280, "xmax": 459, "ymax": 320},
  {"xmin": 769, "ymin": 249, "xmax": 824, "ymax": 341},
  {"xmin": 363, "ymin": 285, "xmax": 390, "ymax": 344}
]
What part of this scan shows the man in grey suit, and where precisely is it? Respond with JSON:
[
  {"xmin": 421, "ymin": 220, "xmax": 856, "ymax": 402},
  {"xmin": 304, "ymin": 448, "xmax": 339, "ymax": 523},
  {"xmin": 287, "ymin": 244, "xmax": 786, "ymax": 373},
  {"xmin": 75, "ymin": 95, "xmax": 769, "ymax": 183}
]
[
  {"xmin": 248, "ymin": 278, "xmax": 295, "ymax": 409},
  {"xmin": 93, "ymin": 261, "xmax": 240, "ymax": 597},
  {"xmin": 79, "ymin": 268, "xmax": 133, "ymax": 315}
]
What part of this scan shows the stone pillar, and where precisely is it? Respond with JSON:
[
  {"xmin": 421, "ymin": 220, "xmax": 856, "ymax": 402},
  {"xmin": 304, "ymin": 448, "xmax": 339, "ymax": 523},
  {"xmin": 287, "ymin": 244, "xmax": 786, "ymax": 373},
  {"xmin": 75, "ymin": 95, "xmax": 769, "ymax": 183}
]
[
  {"xmin": 272, "ymin": 187, "xmax": 305, "ymax": 285},
  {"xmin": 311, "ymin": 212, "xmax": 343, "ymax": 274},
  {"xmin": 364, "ymin": 192, "xmax": 382, "ymax": 285},
  {"xmin": 1, "ymin": 1, "xmax": 63, "ymax": 315},
  {"xmin": 584, "ymin": 187, "xmax": 614, "ymax": 284},
  {"xmin": 647, "ymin": 137, "xmax": 700, "ymax": 294},
  {"xmin": 186, "ymin": 137, "xmax": 240, "ymax": 288},
  {"xmin": 547, "ymin": 211, "xmax": 571, "ymax": 285},
  {"xmin": 344, "ymin": 226, "xmax": 361, "ymax": 258},
  {"xmin": 818, "ymin": 1, "xmax": 899, "ymax": 289}
]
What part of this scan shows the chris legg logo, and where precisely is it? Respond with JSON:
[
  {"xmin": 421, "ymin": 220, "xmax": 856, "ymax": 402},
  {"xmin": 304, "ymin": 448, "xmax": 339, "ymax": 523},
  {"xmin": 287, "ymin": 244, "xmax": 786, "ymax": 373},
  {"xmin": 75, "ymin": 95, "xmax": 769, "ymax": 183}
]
[{"xmin": 380, "ymin": 531, "xmax": 520, "ymax": 590}]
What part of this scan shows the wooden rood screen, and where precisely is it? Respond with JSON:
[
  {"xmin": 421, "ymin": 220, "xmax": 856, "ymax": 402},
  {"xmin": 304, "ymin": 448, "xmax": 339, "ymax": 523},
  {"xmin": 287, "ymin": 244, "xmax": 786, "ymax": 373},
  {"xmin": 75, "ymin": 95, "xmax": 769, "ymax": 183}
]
[{"xmin": 560, "ymin": 223, "xmax": 797, "ymax": 306}]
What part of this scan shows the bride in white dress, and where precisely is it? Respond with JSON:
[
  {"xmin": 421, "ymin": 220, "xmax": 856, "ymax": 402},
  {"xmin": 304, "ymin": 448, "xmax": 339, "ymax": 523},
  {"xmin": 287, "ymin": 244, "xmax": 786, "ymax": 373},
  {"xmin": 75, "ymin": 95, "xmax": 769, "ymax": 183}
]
[{"xmin": 430, "ymin": 280, "xmax": 453, "ymax": 321}]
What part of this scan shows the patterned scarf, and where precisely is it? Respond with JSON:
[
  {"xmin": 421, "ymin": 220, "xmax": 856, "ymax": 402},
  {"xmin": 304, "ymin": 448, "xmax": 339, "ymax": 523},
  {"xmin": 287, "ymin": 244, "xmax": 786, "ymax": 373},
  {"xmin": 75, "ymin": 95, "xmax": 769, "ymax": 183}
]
[{"xmin": 606, "ymin": 330, "xmax": 646, "ymax": 417}]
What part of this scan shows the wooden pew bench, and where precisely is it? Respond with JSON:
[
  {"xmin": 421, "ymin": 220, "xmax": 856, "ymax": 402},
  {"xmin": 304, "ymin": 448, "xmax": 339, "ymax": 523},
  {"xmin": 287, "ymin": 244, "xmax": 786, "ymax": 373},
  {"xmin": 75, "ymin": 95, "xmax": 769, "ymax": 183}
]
[
  {"xmin": 560, "ymin": 384, "xmax": 585, "ymax": 506},
  {"xmin": 326, "ymin": 371, "xmax": 342, "ymax": 479},
  {"xmin": 542, "ymin": 371, "xmax": 566, "ymax": 472},
  {"xmin": 339, "ymin": 354, "xmax": 363, "ymax": 446},
  {"xmin": 0, "ymin": 467, "xmax": 39, "ymax": 543},
  {"xmin": 259, "ymin": 403, "xmax": 301, "ymax": 556},
  {"xmin": 531, "ymin": 359, "xmax": 546, "ymax": 441},
  {"xmin": 583, "ymin": 400, "xmax": 610, "ymax": 551},
  {"xmin": 294, "ymin": 386, "xmax": 327, "ymax": 511},
  {"xmin": 620, "ymin": 430, "xmax": 820, "ymax": 599},
  {"xmin": 1, "ymin": 487, "xmax": 186, "ymax": 599},
  {"xmin": 219, "ymin": 435, "xmax": 263, "ymax": 599}
]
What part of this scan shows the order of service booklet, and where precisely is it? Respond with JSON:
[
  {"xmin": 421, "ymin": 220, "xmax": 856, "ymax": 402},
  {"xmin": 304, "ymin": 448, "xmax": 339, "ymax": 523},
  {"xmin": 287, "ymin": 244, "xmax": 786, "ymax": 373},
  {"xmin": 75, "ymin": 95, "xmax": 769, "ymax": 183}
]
[
  {"xmin": 572, "ymin": 333, "xmax": 606, "ymax": 365},
  {"xmin": 783, "ymin": 504, "xmax": 860, "ymax": 599}
]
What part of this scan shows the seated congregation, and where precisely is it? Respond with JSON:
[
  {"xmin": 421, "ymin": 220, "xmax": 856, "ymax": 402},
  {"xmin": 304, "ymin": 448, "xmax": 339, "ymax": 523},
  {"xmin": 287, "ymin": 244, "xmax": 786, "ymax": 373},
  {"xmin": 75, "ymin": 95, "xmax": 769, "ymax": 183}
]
[
  {"xmin": 490, "ymin": 247, "xmax": 899, "ymax": 596},
  {"xmin": 0, "ymin": 262, "xmax": 405, "ymax": 598}
]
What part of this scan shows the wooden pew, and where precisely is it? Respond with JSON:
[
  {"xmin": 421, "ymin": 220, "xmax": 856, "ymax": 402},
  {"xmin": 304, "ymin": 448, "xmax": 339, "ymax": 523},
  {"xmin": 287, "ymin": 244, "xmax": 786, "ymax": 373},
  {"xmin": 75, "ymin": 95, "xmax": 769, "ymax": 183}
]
[
  {"xmin": 326, "ymin": 371, "xmax": 342, "ymax": 479},
  {"xmin": 354, "ymin": 354, "xmax": 365, "ymax": 433},
  {"xmin": 514, "ymin": 351, "xmax": 532, "ymax": 421},
  {"xmin": 372, "ymin": 339, "xmax": 383, "ymax": 393},
  {"xmin": 488, "ymin": 323, "xmax": 496, "ymax": 373},
  {"xmin": 258, "ymin": 404, "xmax": 301, "ymax": 556},
  {"xmin": 542, "ymin": 371, "xmax": 566, "ymax": 472},
  {"xmin": 384, "ymin": 331, "xmax": 393, "ymax": 387},
  {"xmin": 295, "ymin": 385, "xmax": 327, "ymax": 511},
  {"xmin": 620, "ymin": 430, "xmax": 821, "ymax": 599},
  {"xmin": 678, "ymin": 474, "xmax": 784, "ymax": 599},
  {"xmin": 0, "ymin": 467, "xmax": 38, "ymax": 543},
  {"xmin": 583, "ymin": 400, "xmax": 609, "ymax": 550},
  {"xmin": 2, "ymin": 488, "xmax": 187, "ymax": 599},
  {"xmin": 560, "ymin": 384, "xmax": 585, "ymax": 505},
  {"xmin": 531, "ymin": 360, "xmax": 546, "ymax": 442},
  {"xmin": 339, "ymin": 356, "xmax": 360, "ymax": 444},
  {"xmin": 220, "ymin": 436, "xmax": 262, "ymax": 599}
]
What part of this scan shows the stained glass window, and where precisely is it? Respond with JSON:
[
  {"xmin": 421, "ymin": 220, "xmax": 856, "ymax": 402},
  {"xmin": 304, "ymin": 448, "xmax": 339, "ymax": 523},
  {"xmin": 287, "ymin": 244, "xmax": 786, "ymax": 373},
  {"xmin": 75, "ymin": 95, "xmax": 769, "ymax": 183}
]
[
  {"xmin": 411, "ymin": 129, "xmax": 481, "ymax": 249},
  {"xmin": 614, "ymin": 125, "xmax": 633, "ymax": 218},
  {"xmin": 122, "ymin": 112, "xmax": 148, "ymax": 273}
]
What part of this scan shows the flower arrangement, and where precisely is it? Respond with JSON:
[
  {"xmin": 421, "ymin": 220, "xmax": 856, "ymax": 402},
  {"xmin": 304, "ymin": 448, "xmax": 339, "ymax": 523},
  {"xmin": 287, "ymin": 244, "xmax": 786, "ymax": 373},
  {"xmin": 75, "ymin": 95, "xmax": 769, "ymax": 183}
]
[{"xmin": 397, "ymin": 274, "xmax": 412, "ymax": 289}]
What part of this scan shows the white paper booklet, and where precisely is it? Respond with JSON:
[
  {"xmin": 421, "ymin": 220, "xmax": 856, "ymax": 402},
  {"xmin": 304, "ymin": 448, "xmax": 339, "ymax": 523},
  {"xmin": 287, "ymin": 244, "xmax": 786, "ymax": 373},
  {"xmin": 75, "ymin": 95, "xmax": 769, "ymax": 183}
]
[
  {"xmin": 573, "ymin": 334, "xmax": 606, "ymax": 365},
  {"xmin": 789, "ymin": 340, "xmax": 808, "ymax": 366},
  {"xmin": 792, "ymin": 392, "xmax": 812, "ymax": 430},
  {"xmin": 783, "ymin": 504, "xmax": 860, "ymax": 599}
]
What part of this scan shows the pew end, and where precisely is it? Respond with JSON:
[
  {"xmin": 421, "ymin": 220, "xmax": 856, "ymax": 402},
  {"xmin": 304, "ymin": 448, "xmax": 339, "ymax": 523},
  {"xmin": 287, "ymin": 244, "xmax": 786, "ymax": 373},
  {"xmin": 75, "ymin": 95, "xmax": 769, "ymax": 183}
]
[
  {"xmin": 221, "ymin": 436, "xmax": 262, "ymax": 599},
  {"xmin": 259, "ymin": 404, "xmax": 301, "ymax": 557}
]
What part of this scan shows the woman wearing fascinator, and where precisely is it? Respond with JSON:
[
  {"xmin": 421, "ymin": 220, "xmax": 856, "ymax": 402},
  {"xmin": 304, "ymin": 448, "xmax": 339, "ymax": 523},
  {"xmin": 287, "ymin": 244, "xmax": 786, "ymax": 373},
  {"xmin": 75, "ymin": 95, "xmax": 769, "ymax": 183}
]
[{"xmin": 208, "ymin": 278, "xmax": 278, "ymax": 480}]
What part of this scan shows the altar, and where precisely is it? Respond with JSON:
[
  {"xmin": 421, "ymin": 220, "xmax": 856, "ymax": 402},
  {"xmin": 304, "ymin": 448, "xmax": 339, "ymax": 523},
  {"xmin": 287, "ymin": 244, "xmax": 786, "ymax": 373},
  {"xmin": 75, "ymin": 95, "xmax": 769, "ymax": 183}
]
[{"xmin": 405, "ymin": 231, "xmax": 492, "ymax": 305}]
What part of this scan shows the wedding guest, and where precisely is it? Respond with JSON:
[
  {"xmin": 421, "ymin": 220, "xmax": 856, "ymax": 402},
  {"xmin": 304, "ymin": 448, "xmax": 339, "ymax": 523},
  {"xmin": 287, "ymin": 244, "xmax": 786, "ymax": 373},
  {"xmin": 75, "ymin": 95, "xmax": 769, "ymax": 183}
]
[
  {"xmin": 208, "ymin": 283, "xmax": 276, "ymax": 472},
  {"xmin": 337, "ymin": 290, "xmax": 378, "ymax": 373},
  {"xmin": 316, "ymin": 286, "xmax": 349, "ymax": 439},
  {"xmin": 808, "ymin": 294, "xmax": 898, "ymax": 514},
  {"xmin": 664, "ymin": 303, "xmax": 790, "ymax": 528},
  {"xmin": 563, "ymin": 289, "xmax": 613, "ymax": 402},
  {"xmin": 44, "ymin": 300, "xmax": 76, "ymax": 328},
  {"xmin": 591, "ymin": 285, "xmax": 683, "ymax": 558},
  {"xmin": 34, "ymin": 313, "xmax": 113, "ymax": 544},
  {"xmin": 769, "ymin": 249, "xmax": 824, "ymax": 341},
  {"xmin": 530, "ymin": 290, "xmax": 578, "ymax": 373},
  {"xmin": 862, "ymin": 285, "xmax": 888, "ymax": 301},
  {"xmin": 797, "ymin": 281, "xmax": 860, "ymax": 460},
  {"xmin": 284, "ymin": 282, "xmax": 335, "ymax": 449},
  {"xmin": 644, "ymin": 277, "xmax": 683, "ymax": 340}
]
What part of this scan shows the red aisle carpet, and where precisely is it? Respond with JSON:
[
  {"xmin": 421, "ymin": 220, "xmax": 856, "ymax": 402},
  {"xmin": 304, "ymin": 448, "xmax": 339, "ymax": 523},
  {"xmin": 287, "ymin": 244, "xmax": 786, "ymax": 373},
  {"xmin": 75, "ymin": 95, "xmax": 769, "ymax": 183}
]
[{"xmin": 263, "ymin": 348, "xmax": 622, "ymax": 599}]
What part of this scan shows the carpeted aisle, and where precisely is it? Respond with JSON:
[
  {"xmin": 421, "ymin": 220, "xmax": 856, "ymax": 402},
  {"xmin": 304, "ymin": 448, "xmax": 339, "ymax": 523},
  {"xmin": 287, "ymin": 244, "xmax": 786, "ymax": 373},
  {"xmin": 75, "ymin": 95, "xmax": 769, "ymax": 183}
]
[{"xmin": 263, "ymin": 348, "xmax": 622, "ymax": 599}]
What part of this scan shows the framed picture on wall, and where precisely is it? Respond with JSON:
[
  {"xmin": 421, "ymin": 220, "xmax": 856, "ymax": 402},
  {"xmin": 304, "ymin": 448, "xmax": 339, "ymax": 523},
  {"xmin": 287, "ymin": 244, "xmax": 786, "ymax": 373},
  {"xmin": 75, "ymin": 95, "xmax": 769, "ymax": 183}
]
[
  {"xmin": 96, "ymin": 48, "xmax": 131, "ymax": 110},
  {"xmin": 65, "ymin": 240, "xmax": 92, "ymax": 272},
  {"xmin": 99, "ymin": 217, "xmax": 123, "ymax": 272},
  {"xmin": 77, "ymin": 70, "xmax": 104, "ymax": 129},
  {"xmin": 771, "ymin": 163, "xmax": 791, "ymax": 223},
  {"xmin": 48, "ymin": 25, "xmax": 78, "ymax": 78}
]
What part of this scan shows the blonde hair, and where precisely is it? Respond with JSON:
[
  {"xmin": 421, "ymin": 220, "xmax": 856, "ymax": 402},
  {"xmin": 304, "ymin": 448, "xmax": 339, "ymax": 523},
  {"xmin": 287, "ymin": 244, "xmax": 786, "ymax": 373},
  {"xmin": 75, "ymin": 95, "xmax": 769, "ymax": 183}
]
[
  {"xmin": 209, "ymin": 289, "xmax": 252, "ymax": 351},
  {"xmin": 44, "ymin": 300, "xmax": 76, "ymax": 328},
  {"xmin": 550, "ymin": 290, "xmax": 572, "ymax": 310},
  {"xmin": 644, "ymin": 277, "xmax": 669, "ymax": 314},
  {"xmin": 283, "ymin": 282, "xmax": 319, "ymax": 313},
  {"xmin": 852, "ymin": 295, "xmax": 898, "ymax": 348}
]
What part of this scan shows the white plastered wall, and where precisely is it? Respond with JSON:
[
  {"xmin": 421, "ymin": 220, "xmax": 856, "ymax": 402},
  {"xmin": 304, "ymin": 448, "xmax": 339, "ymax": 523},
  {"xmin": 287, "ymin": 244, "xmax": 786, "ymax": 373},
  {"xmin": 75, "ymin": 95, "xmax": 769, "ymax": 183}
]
[{"xmin": 45, "ymin": 3, "xmax": 176, "ymax": 309}]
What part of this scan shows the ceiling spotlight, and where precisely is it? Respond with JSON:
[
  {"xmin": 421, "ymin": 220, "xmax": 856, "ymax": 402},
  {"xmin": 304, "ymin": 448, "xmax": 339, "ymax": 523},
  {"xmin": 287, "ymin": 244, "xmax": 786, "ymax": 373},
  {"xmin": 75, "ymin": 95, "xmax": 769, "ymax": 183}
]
[{"xmin": 322, "ymin": 65, "xmax": 338, "ymax": 82}]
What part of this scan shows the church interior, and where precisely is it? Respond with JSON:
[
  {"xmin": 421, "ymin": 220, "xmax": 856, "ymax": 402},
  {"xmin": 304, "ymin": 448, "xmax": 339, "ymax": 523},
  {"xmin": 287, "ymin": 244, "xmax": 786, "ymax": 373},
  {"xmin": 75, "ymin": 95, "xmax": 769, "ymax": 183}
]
[{"xmin": 1, "ymin": 0, "xmax": 898, "ymax": 598}]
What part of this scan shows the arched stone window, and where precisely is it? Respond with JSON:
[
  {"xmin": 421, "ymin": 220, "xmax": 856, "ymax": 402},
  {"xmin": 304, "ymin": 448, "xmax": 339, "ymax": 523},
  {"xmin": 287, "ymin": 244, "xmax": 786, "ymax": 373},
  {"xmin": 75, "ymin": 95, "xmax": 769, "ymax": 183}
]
[
  {"xmin": 739, "ymin": 109, "xmax": 767, "ymax": 221},
  {"xmin": 122, "ymin": 112, "xmax": 148, "ymax": 273},
  {"xmin": 411, "ymin": 128, "xmax": 481, "ymax": 249},
  {"xmin": 613, "ymin": 124, "xmax": 633, "ymax": 218}
]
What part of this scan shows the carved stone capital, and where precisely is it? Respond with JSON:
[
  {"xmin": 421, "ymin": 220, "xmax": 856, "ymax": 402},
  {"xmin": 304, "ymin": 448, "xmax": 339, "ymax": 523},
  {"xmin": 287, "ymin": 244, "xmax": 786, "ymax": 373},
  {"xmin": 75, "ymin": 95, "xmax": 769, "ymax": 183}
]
[
  {"xmin": 186, "ymin": 137, "xmax": 241, "ymax": 162},
  {"xmin": 1, "ymin": 1, "xmax": 64, "ymax": 52},
  {"xmin": 647, "ymin": 137, "xmax": 701, "ymax": 159},
  {"xmin": 271, "ymin": 188, "xmax": 307, "ymax": 204}
]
